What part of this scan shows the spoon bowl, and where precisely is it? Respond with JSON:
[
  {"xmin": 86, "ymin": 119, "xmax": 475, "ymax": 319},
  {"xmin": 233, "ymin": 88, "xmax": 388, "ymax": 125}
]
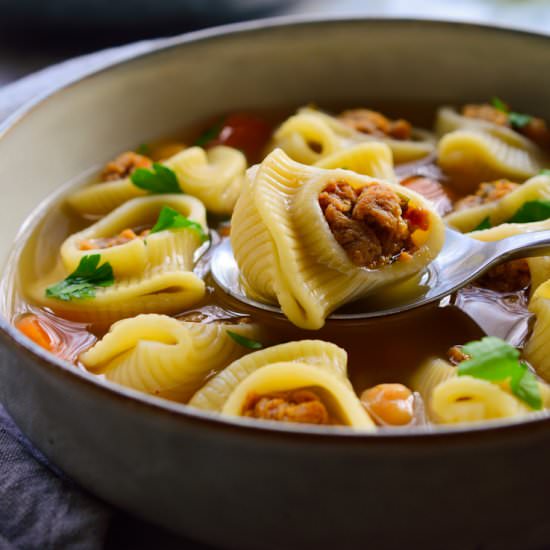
[{"xmin": 211, "ymin": 228, "xmax": 550, "ymax": 319}]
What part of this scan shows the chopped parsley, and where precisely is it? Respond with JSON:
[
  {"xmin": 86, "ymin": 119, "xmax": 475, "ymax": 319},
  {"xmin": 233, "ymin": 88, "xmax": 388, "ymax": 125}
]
[
  {"xmin": 150, "ymin": 206, "xmax": 208, "ymax": 242},
  {"xmin": 490, "ymin": 97, "xmax": 533, "ymax": 129},
  {"xmin": 508, "ymin": 199, "xmax": 550, "ymax": 224},
  {"xmin": 474, "ymin": 216, "xmax": 492, "ymax": 231},
  {"xmin": 130, "ymin": 163, "xmax": 181, "ymax": 194},
  {"xmin": 227, "ymin": 330, "xmax": 263, "ymax": 350},
  {"xmin": 457, "ymin": 336, "xmax": 542, "ymax": 410},
  {"xmin": 194, "ymin": 119, "xmax": 224, "ymax": 147},
  {"xmin": 46, "ymin": 254, "xmax": 114, "ymax": 301}
]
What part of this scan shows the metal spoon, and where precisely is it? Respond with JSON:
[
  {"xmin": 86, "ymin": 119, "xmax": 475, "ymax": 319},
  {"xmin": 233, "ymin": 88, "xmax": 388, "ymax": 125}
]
[{"xmin": 211, "ymin": 228, "xmax": 550, "ymax": 320}]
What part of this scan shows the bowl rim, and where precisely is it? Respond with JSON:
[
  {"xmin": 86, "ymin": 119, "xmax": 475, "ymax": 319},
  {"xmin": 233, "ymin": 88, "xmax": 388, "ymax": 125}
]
[{"xmin": 2, "ymin": 14, "xmax": 550, "ymax": 444}]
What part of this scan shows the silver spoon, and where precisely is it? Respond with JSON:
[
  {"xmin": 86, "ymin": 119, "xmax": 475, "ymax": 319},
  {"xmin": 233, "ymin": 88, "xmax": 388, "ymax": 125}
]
[{"xmin": 211, "ymin": 228, "xmax": 550, "ymax": 320}]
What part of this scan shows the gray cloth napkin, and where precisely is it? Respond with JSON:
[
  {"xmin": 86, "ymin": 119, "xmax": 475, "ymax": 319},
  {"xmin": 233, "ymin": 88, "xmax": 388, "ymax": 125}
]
[{"xmin": 0, "ymin": 403, "xmax": 111, "ymax": 550}]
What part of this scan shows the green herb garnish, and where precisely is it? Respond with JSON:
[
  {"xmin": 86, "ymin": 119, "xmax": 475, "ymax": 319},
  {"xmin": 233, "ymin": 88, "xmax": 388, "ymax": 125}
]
[
  {"xmin": 46, "ymin": 254, "xmax": 114, "ymax": 301},
  {"xmin": 540, "ymin": 169, "xmax": 550, "ymax": 176},
  {"xmin": 130, "ymin": 163, "xmax": 181, "ymax": 194},
  {"xmin": 508, "ymin": 112, "xmax": 533, "ymax": 129},
  {"xmin": 474, "ymin": 216, "xmax": 492, "ymax": 231},
  {"xmin": 457, "ymin": 336, "xmax": 542, "ymax": 409},
  {"xmin": 490, "ymin": 97, "xmax": 533, "ymax": 129},
  {"xmin": 136, "ymin": 143, "xmax": 151, "ymax": 156},
  {"xmin": 227, "ymin": 330, "xmax": 263, "ymax": 350},
  {"xmin": 508, "ymin": 199, "xmax": 550, "ymax": 224},
  {"xmin": 150, "ymin": 206, "xmax": 208, "ymax": 242},
  {"xmin": 491, "ymin": 97, "xmax": 508, "ymax": 113},
  {"xmin": 194, "ymin": 119, "xmax": 224, "ymax": 147}
]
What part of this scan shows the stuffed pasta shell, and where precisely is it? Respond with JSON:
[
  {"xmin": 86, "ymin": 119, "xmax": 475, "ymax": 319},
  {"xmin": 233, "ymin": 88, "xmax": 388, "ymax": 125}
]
[
  {"xmin": 231, "ymin": 148, "xmax": 445, "ymax": 329},
  {"xmin": 189, "ymin": 340, "xmax": 375, "ymax": 429},
  {"xmin": 29, "ymin": 195, "xmax": 209, "ymax": 324},
  {"xmin": 525, "ymin": 280, "xmax": 550, "ymax": 381},
  {"xmin": 68, "ymin": 145, "xmax": 246, "ymax": 216},
  {"xmin": 436, "ymin": 105, "xmax": 549, "ymax": 190},
  {"xmin": 80, "ymin": 314, "xmax": 261, "ymax": 401},
  {"xmin": 272, "ymin": 107, "xmax": 434, "ymax": 165}
]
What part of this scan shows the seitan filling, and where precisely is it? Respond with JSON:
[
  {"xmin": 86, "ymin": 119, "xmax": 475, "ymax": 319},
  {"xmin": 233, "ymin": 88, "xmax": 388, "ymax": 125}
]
[
  {"xmin": 79, "ymin": 228, "xmax": 150, "ymax": 251},
  {"xmin": 101, "ymin": 151, "xmax": 153, "ymax": 182},
  {"xmin": 242, "ymin": 389, "xmax": 335, "ymax": 425},
  {"xmin": 338, "ymin": 109, "xmax": 412, "ymax": 140},
  {"xmin": 453, "ymin": 179, "xmax": 519, "ymax": 212},
  {"xmin": 319, "ymin": 181, "xmax": 429, "ymax": 268},
  {"xmin": 462, "ymin": 103, "xmax": 550, "ymax": 151}
]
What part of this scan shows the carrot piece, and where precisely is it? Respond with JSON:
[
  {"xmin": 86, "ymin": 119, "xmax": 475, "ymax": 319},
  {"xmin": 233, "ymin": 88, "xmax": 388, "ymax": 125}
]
[{"xmin": 16, "ymin": 314, "xmax": 54, "ymax": 352}]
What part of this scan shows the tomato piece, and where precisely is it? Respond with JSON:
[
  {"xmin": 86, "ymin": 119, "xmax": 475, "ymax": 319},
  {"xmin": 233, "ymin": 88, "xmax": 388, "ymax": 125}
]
[
  {"xmin": 16, "ymin": 314, "xmax": 54, "ymax": 352},
  {"xmin": 207, "ymin": 113, "xmax": 272, "ymax": 163},
  {"xmin": 401, "ymin": 175, "xmax": 454, "ymax": 217}
]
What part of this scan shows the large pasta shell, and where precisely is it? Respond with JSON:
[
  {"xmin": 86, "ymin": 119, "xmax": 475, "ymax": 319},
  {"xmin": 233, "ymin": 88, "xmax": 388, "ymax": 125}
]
[
  {"xmin": 231, "ymin": 148, "xmax": 445, "ymax": 329},
  {"xmin": 81, "ymin": 314, "xmax": 260, "ymax": 401},
  {"xmin": 272, "ymin": 107, "xmax": 434, "ymax": 165},
  {"xmin": 67, "ymin": 146, "xmax": 246, "ymax": 216},
  {"xmin": 189, "ymin": 340, "xmax": 348, "ymax": 411},
  {"xmin": 221, "ymin": 361, "xmax": 374, "ymax": 429}
]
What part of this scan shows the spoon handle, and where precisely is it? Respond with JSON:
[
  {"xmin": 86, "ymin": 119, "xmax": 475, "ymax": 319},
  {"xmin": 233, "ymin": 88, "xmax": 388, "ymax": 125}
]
[{"xmin": 485, "ymin": 230, "xmax": 550, "ymax": 263}]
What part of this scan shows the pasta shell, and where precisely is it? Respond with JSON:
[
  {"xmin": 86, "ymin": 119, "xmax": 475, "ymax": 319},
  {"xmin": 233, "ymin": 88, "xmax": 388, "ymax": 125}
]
[
  {"xmin": 314, "ymin": 142, "xmax": 396, "ymax": 181},
  {"xmin": 221, "ymin": 362, "xmax": 374, "ymax": 429},
  {"xmin": 437, "ymin": 129, "xmax": 543, "ymax": 192},
  {"xmin": 80, "ymin": 314, "xmax": 260, "ymax": 402},
  {"xmin": 446, "ymin": 174, "xmax": 550, "ymax": 232},
  {"xmin": 525, "ymin": 279, "xmax": 550, "ymax": 381},
  {"xmin": 272, "ymin": 107, "xmax": 434, "ymax": 165},
  {"xmin": 431, "ymin": 376, "xmax": 530, "ymax": 424},
  {"xmin": 189, "ymin": 340, "xmax": 348, "ymax": 411},
  {"xmin": 61, "ymin": 194, "xmax": 207, "ymax": 278},
  {"xmin": 410, "ymin": 357, "xmax": 456, "ymax": 404},
  {"xmin": 231, "ymin": 148, "xmax": 445, "ymax": 329},
  {"xmin": 67, "ymin": 146, "xmax": 246, "ymax": 216}
]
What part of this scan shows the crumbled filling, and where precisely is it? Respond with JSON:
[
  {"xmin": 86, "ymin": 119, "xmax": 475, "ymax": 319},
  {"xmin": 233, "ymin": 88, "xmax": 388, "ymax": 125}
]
[
  {"xmin": 338, "ymin": 109, "xmax": 412, "ymax": 140},
  {"xmin": 79, "ymin": 228, "xmax": 150, "ymax": 251},
  {"xmin": 447, "ymin": 345, "xmax": 470, "ymax": 365},
  {"xmin": 319, "ymin": 181, "xmax": 429, "ymax": 268},
  {"xmin": 462, "ymin": 103, "xmax": 550, "ymax": 150},
  {"xmin": 475, "ymin": 259, "xmax": 531, "ymax": 293},
  {"xmin": 242, "ymin": 389, "xmax": 334, "ymax": 425},
  {"xmin": 453, "ymin": 180, "xmax": 519, "ymax": 212},
  {"xmin": 100, "ymin": 151, "xmax": 153, "ymax": 182}
]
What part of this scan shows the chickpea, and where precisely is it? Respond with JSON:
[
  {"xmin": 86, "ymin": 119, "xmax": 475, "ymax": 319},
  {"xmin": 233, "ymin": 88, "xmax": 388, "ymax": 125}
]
[{"xmin": 360, "ymin": 383, "xmax": 415, "ymax": 426}]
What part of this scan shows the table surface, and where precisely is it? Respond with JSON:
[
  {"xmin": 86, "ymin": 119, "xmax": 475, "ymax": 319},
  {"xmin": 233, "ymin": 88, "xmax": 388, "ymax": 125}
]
[{"xmin": 0, "ymin": 1, "xmax": 548, "ymax": 548}]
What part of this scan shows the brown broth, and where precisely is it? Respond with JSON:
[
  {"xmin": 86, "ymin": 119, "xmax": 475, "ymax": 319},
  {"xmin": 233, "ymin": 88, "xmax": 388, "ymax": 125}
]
[{"xmin": 8, "ymin": 103, "xmax": 535, "ymax": 416}]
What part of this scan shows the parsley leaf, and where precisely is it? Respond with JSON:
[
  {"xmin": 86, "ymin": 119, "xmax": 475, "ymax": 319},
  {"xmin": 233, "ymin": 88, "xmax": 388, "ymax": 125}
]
[
  {"xmin": 491, "ymin": 97, "xmax": 509, "ymax": 113},
  {"xmin": 540, "ymin": 169, "xmax": 550, "ymax": 176},
  {"xmin": 194, "ymin": 119, "xmax": 224, "ymax": 147},
  {"xmin": 490, "ymin": 98, "xmax": 532, "ymax": 129},
  {"xmin": 227, "ymin": 330, "xmax": 263, "ymax": 350},
  {"xmin": 508, "ymin": 112, "xmax": 533, "ymax": 129},
  {"xmin": 46, "ymin": 254, "xmax": 114, "ymax": 301},
  {"xmin": 130, "ymin": 163, "xmax": 181, "ymax": 194},
  {"xmin": 508, "ymin": 199, "xmax": 550, "ymax": 224},
  {"xmin": 150, "ymin": 206, "xmax": 208, "ymax": 242},
  {"xmin": 474, "ymin": 217, "xmax": 492, "ymax": 231},
  {"xmin": 457, "ymin": 336, "xmax": 542, "ymax": 409}
]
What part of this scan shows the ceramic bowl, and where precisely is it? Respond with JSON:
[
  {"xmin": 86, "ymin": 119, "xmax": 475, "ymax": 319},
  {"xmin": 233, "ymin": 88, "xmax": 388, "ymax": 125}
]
[{"xmin": 1, "ymin": 18, "xmax": 550, "ymax": 550}]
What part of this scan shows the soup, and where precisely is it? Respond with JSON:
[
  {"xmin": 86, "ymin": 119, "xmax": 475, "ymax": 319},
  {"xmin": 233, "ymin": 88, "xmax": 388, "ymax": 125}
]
[{"xmin": 8, "ymin": 101, "xmax": 550, "ymax": 430}]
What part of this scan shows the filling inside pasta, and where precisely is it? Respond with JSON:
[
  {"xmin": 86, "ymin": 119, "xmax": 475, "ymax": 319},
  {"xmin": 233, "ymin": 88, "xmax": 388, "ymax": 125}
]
[
  {"xmin": 79, "ymin": 227, "xmax": 151, "ymax": 250},
  {"xmin": 242, "ymin": 387, "xmax": 339, "ymax": 425},
  {"xmin": 337, "ymin": 109, "xmax": 412, "ymax": 140},
  {"xmin": 318, "ymin": 180, "xmax": 429, "ymax": 268},
  {"xmin": 462, "ymin": 102, "xmax": 550, "ymax": 151},
  {"xmin": 101, "ymin": 151, "xmax": 153, "ymax": 182}
]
